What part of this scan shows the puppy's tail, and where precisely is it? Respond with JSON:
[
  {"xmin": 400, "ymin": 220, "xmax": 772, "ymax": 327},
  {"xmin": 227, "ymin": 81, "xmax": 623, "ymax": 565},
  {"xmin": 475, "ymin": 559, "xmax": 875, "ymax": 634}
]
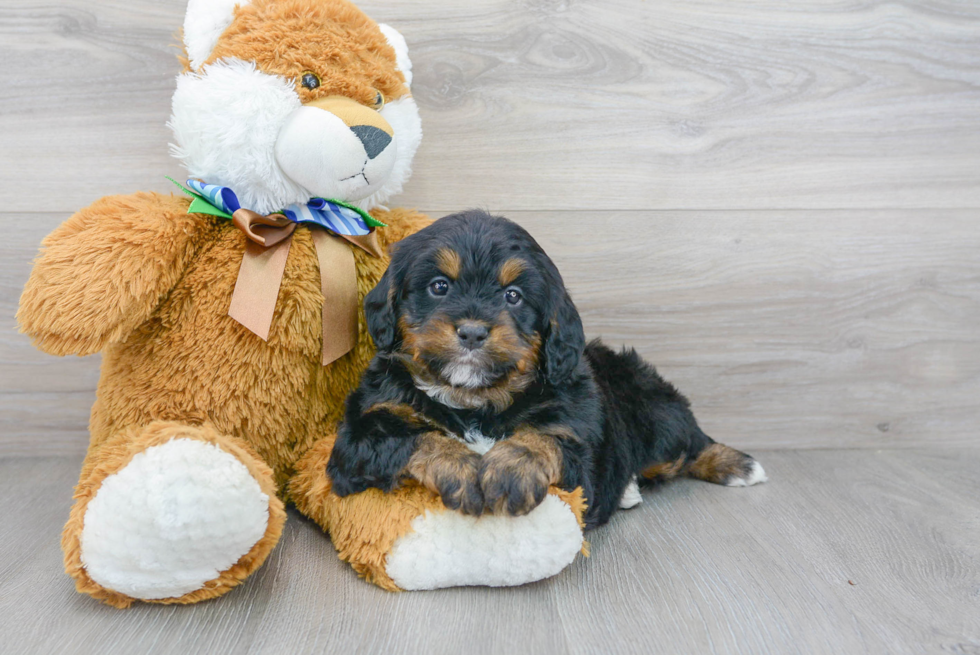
[{"xmin": 585, "ymin": 340, "xmax": 767, "ymax": 490}]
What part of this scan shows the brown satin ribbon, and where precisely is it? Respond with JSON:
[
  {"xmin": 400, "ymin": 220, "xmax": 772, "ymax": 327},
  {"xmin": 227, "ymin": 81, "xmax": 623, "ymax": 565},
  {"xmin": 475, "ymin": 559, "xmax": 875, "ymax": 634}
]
[{"xmin": 228, "ymin": 208, "xmax": 381, "ymax": 365}]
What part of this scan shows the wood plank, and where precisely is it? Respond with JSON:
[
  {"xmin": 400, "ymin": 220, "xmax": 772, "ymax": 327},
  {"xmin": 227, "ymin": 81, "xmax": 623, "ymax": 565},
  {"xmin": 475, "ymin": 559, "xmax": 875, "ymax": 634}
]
[
  {"xmin": 509, "ymin": 209, "xmax": 980, "ymax": 450},
  {"xmin": 4, "ymin": 209, "xmax": 978, "ymax": 455},
  {"xmin": 2, "ymin": 0, "xmax": 980, "ymax": 213},
  {"xmin": 0, "ymin": 450, "xmax": 977, "ymax": 654},
  {"xmin": 553, "ymin": 448, "xmax": 980, "ymax": 655},
  {"xmin": 1, "ymin": 212, "xmax": 97, "ymax": 456}
]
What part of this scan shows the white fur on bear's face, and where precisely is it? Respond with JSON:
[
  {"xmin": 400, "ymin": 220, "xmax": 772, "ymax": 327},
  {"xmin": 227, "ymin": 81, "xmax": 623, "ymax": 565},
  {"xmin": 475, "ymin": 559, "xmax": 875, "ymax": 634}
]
[
  {"xmin": 275, "ymin": 107, "xmax": 398, "ymax": 203},
  {"xmin": 358, "ymin": 95, "xmax": 422, "ymax": 210},
  {"xmin": 168, "ymin": 58, "xmax": 422, "ymax": 214},
  {"xmin": 169, "ymin": 58, "xmax": 309, "ymax": 215}
]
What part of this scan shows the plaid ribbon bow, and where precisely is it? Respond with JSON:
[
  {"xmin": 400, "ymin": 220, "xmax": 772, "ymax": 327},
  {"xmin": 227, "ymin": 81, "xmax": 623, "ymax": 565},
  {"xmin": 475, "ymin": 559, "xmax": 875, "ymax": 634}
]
[
  {"xmin": 184, "ymin": 179, "xmax": 385, "ymax": 235},
  {"xmin": 171, "ymin": 178, "xmax": 384, "ymax": 365}
]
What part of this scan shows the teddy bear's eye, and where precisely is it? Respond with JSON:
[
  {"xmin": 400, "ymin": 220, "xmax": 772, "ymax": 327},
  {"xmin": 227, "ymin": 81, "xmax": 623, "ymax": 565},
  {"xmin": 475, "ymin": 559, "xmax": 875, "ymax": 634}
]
[
  {"xmin": 300, "ymin": 72, "xmax": 321, "ymax": 90},
  {"xmin": 373, "ymin": 90, "xmax": 385, "ymax": 110}
]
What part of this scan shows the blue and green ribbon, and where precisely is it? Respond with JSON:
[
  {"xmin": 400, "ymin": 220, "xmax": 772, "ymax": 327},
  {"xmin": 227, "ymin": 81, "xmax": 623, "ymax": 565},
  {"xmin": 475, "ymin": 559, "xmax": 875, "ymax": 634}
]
[{"xmin": 167, "ymin": 177, "xmax": 386, "ymax": 234}]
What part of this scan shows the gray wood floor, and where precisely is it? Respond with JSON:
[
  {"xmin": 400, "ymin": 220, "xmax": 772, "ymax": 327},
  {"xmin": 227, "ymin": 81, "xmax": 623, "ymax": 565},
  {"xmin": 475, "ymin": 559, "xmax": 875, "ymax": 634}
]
[{"xmin": 2, "ymin": 449, "xmax": 978, "ymax": 655}]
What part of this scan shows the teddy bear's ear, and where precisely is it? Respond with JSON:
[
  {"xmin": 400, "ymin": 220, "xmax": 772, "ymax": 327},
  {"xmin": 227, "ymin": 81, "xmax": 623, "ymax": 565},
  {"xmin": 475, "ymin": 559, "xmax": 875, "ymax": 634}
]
[
  {"xmin": 378, "ymin": 24, "xmax": 413, "ymax": 88},
  {"xmin": 183, "ymin": 0, "xmax": 252, "ymax": 71}
]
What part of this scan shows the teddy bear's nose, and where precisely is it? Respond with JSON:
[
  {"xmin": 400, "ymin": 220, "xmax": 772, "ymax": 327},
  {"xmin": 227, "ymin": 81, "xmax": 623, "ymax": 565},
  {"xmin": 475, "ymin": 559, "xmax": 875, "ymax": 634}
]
[
  {"xmin": 350, "ymin": 125, "xmax": 391, "ymax": 160},
  {"xmin": 301, "ymin": 95, "xmax": 395, "ymax": 160}
]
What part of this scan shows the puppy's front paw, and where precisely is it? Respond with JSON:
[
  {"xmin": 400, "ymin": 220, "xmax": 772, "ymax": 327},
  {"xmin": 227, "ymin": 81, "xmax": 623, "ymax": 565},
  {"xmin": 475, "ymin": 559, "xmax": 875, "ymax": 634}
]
[
  {"xmin": 329, "ymin": 471, "xmax": 388, "ymax": 497},
  {"xmin": 431, "ymin": 453, "xmax": 484, "ymax": 516},
  {"xmin": 407, "ymin": 439, "xmax": 484, "ymax": 516},
  {"xmin": 327, "ymin": 455, "xmax": 398, "ymax": 497},
  {"xmin": 478, "ymin": 441, "xmax": 554, "ymax": 516}
]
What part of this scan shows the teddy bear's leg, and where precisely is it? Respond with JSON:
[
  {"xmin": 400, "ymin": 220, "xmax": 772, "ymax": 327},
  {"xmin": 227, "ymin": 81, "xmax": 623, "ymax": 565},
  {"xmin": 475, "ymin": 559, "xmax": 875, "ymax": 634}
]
[
  {"xmin": 289, "ymin": 432, "xmax": 587, "ymax": 591},
  {"xmin": 62, "ymin": 421, "xmax": 285, "ymax": 608}
]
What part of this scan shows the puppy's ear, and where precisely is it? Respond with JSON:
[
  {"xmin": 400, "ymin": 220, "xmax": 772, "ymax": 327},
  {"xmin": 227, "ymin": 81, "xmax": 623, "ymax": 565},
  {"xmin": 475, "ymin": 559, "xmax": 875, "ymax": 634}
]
[
  {"xmin": 543, "ymin": 283, "xmax": 586, "ymax": 385},
  {"xmin": 364, "ymin": 253, "xmax": 403, "ymax": 353}
]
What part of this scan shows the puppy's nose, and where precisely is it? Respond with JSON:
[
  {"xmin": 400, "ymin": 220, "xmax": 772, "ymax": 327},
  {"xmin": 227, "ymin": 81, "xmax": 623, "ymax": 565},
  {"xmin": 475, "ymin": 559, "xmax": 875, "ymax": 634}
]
[
  {"xmin": 457, "ymin": 323, "xmax": 489, "ymax": 350},
  {"xmin": 350, "ymin": 125, "xmax": 391, "ymax": 159}
]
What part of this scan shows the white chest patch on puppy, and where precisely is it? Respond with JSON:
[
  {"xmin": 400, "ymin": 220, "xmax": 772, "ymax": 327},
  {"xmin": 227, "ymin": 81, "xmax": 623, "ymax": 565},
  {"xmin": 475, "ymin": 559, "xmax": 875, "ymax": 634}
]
[{"xmin": 458, "ymin": 427, "xmax": 496, "ymax": 455}]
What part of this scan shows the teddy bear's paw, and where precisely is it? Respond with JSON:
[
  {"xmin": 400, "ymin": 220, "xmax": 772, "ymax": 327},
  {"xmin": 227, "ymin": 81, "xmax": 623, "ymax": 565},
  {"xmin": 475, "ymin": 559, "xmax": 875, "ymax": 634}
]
[
  {"xmin": 78, "ymin": 438, "xmax": 271, "ymax": 600},
  {"xmin": 385, "ymin": 494, "xmax": 583, "ymax": 590}
]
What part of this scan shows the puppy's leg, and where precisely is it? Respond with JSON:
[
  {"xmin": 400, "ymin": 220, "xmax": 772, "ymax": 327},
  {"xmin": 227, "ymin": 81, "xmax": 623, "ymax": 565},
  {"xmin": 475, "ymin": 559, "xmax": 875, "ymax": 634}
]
[
  {"xmin": 327, "ymin": 404, "xmax": 483, "ymax": 515},
  {"xmin": 479, "ymin": 427, "xmax": 568, "ymax": 516},
  {"xmin": 684, "ymin": 437, "xmax": 768, "ymax": 487},
  {"xmin": 403, "ymin": 432, "xmax": 483, "ymax": 515},
  {"xmin": 326, "ymin": 407, "xmax": 419, "ymax": 497},
  {"xmin": 584, "ymin": 341, "xmax": 767, "ymax": 492},
  {"xmin": 639, "ymin": 430, "xmax": 767, "ymax": 488}
]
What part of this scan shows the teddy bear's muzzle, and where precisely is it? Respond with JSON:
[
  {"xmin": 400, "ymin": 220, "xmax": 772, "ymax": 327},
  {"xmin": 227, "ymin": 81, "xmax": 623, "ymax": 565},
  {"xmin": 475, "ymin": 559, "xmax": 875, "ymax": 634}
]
[
  {"xmin": 275, "ymin": 95, "xmax": 398, "ymax": 203},
  {"xmin": 304, "ymin": 95, "xmax": 394, "ymax": 140}
]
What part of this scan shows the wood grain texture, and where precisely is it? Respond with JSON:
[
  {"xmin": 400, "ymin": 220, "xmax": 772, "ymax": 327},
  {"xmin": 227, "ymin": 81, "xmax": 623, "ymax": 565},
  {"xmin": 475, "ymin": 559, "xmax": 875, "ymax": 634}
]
[
  {"xmin": 2, "ymin": 0, "xmax": 980, "ymax": 212},
  {"xmin": 510, "ymin": 209, "xmax": 980, "ymax": 450},
  {"xmin": 5, "ymin": 209, "xmax": 978, "ymax": 455},
  {"xmin": 1, "ymin": 450, "xmax": 977, "ymax": 654}
]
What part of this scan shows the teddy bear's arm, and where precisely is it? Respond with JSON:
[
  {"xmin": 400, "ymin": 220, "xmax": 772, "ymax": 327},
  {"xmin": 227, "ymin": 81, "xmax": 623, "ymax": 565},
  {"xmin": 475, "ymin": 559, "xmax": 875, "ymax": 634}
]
[{"xmin": 18, "ymin": 192, "xmax": 211, "ymax": 356}]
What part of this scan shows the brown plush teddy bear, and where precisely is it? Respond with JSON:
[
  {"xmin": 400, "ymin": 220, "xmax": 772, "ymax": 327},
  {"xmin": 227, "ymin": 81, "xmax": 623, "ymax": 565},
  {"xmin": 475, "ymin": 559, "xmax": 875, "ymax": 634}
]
[{"xmin": 18, "ymin": 0, "xmax": 588, "ymax": 607}]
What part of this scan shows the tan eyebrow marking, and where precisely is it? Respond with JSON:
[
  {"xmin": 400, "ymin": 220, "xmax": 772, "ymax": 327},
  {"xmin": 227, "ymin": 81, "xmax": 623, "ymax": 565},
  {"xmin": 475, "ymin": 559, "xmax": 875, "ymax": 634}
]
[
  {"xmin": 498, "ymin": 257, "xmax": 527, "ymax": 286},
  {"xmin": 435, "ymin": 248, "xmax": 462, "ymax": 279}
]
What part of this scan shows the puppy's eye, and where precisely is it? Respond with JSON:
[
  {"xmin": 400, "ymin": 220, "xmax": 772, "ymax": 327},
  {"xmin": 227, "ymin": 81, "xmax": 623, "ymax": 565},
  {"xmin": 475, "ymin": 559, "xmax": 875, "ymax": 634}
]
[
  {"xmin": 429, "ymin": 279, "xmax": 450, "ymax": 297},
  {"xmin": 373, "ymin": 90, "xmax": 385, "ymax": 110},
  {"xmin": 300, "ymin": 72, "xmax": 321, "ymax": 90},
  {"xmin": 504, "ymin": 288, "xmax": 523, "ymax": 305}
]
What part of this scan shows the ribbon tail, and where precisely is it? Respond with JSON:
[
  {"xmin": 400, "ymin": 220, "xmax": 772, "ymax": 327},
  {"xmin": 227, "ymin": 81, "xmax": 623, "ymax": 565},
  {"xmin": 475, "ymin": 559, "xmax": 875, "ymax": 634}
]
[
  {"xmin": 335, "ymin": 229, "xmax": 384, "ymax": 259},
  {"xmin": 229, "ymin": 237, "xmax": 293, "ymax": 340},
  {"xmin": 311, "ymin": 229, "xmax": 359, "ymax": 365}
]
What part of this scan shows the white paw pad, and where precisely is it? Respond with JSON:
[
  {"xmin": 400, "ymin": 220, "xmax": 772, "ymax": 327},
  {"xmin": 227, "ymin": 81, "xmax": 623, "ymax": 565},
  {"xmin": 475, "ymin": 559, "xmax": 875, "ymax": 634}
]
[
  {"xmin": 386, "ymin": 494, "xmax": 583, "ymax": 590},
  {"xmin": 726, "ymin": 460, "xmax": 769, "ymax": 487},
  {"xmin": 80, "ymin": 438, "xmax": 270, "ymax": 600}
]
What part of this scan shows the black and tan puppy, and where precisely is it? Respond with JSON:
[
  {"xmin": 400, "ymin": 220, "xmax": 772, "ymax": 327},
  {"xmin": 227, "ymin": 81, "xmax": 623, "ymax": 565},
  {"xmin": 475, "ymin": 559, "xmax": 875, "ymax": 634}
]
[{"xmin": 327, "ymin": 210, "xmax": 766, "ymax": 528}]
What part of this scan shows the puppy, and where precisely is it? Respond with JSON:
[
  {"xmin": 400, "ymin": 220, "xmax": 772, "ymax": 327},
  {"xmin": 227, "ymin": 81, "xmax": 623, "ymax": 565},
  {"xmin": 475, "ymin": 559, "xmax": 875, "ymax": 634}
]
[{"xmin": 327, "ymin": 210, "xmax": 766, "ymax": 528}]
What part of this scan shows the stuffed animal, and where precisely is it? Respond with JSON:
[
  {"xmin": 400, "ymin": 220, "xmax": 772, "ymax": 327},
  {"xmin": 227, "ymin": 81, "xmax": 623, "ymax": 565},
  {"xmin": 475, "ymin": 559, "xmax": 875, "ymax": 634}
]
[{"xmin": 18, "ymin": 0, "xmax": 587, "ymax": 607}]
